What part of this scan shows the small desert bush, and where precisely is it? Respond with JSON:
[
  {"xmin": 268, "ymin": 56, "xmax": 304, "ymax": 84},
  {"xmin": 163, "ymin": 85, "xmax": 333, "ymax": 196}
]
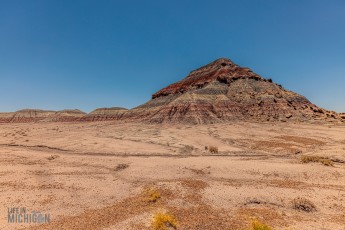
[
  {"xmin": 301, "ymin": 155, "xmax": 333, "ymax": 166},
  {"xmin": 249, "ymin": 219, "xmax": 272, "ymax": 230},
  {"xmin": 47, "ymin": 155, "xmax": 59, "ymax": 161},
  {"xmin": 152, "ymin": 212, "xmax": 177, "ymax": 230},
  {"xmin": 114, "ymin": 163, "xmax": 129, "ymax": 171},
  {"xmin": 292, "ymin": 197, "xmax": 316, "ymax": 212},
  {"xmin": 147, "ymin": 189, "xmax": 161, "ymax": 203},
  {"xmin": 208, "ymin": 145, "xmax": 218, "ymax": 154},
  {"xmin": 179, "ymin": 145, "xmax": 194, "ymax": 155}
]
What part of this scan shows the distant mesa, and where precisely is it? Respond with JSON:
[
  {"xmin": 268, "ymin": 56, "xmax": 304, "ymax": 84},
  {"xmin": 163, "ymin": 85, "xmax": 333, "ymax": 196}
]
[
  {"xmin": 0, "ymin": 107, "xmax": 128, "ymax": 123},
  {"xmin": 10, "ymin": 109, "xmax": 56, "ymax": 123},
  {"xmin": 0, "ymin": 58, "xmax": 343, "ymax": 124},
  {"xmin": 0, "ymin": 109, "xmax": 86, "ymax": 123},
  {"xmin": 0, "ymin": 112, "xmax": 15, "ymax": 123},
  {"xmin": 81, "ymin": 107, "xmax": 128, "ymax": 121},
  {"xmin": 43, "ymin": 109, "xmax": 86, "ymax": 122},
  {"xmin": 89, "ymin": 107, "xmax": 128, "ymax": 115}
]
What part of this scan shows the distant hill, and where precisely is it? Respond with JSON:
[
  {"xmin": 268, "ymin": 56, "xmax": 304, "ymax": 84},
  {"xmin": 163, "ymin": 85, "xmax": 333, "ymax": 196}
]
[
  {"xmin": 0, "ymin": 58, "xmax": 343, "ymax": 124},
  {"xmin": 123, "ymin": 58, "xmax": 343, "ymax": 124},
  {"xmin": 81, "ymin": 107, "xmax": 128, "ymax": 121}
]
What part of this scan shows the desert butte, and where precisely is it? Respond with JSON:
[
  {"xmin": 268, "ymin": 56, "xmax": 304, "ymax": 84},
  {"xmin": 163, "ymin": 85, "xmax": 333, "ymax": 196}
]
[
  {"xmin": 1, "ymin": 58, "xmax": 344, "ymax": 124},
  {"xmin": 0, "ymin": 58, "xmax": 344, "ymax": 230}
]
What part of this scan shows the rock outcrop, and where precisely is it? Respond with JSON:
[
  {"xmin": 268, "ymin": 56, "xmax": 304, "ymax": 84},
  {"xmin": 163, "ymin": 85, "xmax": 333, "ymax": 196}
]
[
  {"xmin": 123, "ymin": 58, "xmax": 343, "ymax": 124},
  {"xmin": 81, "ymin": 107, "xmax": 128, "ymax": 121}
]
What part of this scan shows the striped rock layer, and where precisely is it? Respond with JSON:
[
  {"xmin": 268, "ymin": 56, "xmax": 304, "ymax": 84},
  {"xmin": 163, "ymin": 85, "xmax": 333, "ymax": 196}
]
[
  {"xmin": 123, "ymin": 58, "xmax": 342, "ymax": 124},
  {"xmin": 1, "ymin": 109, "xmax": 86, "ymax": 123},
  {"xmin": 0, "ymin": 58, "xmax": 343, "ymax": 124},
  {"xmin": 81, "ymin": 107, "xmax": 128, "ymax": 121}
]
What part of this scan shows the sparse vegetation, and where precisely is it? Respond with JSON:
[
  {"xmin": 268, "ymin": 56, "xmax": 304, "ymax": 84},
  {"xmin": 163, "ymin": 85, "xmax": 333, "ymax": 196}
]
[
  {"xmin": 301, "ymin": 155, "xmax": 334, "ymax": 166},
  {"xmin": 147, "ymin": 188, "xmax": 161, "ymax": 203},
  {"xmin": 292, "ymin": 197, "xmax": 316, "ymax": 212},
  {"xmin": 152, "ymin": 212, "xmax": 177, "ymax": 230},
  {"xmin": 47, "ymin": 155, "xmax": 59, "ymax": 160},
  {"xmin": 187, "ymin": 167, "xmax": 207, "ymax": 175},
  {"xmin": 179, "ymin": 145, "xmax": 194, "ymax": 155},
  {"xmin": 114, "ymin": 163, "xmax": 129, "ymax": 171},
  {"xmin": 208, "ymin": 145, "xmax": 218, "ymax": 154},
  {"xmin": 249, "ymin": 219, "xmax": 272, "ymax": 230}
]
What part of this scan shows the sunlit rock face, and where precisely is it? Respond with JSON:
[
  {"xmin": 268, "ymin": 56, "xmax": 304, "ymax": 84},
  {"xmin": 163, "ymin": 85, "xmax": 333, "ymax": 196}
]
[{"xmin": 123, "ymin": 58, "xmax": 342, "ymax": 124}]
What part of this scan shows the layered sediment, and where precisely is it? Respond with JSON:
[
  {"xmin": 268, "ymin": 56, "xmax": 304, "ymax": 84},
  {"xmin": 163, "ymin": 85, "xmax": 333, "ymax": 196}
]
[
  {"xmin": 123, "ymin": 58, "xmax": 343, "ymax": 124},
  {"xmin": 0, "ymin": 58, "xmax": 342, "ymax": 124},
  {"xmin": 81, "ymin": 107, "xmax": 128, "ymax": 121}
]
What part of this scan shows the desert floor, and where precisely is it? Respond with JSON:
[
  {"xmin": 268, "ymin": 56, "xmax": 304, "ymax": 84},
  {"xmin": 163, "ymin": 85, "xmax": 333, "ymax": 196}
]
[{"xmin": 0, "ymin": 121, "xmax": 344, "ymax": 230}]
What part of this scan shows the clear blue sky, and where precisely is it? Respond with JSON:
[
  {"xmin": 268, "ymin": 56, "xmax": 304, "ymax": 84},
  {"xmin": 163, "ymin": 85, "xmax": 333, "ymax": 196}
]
[{"xmin": 1, "ymin": 0, "xmax": 344, "ymax": 113}]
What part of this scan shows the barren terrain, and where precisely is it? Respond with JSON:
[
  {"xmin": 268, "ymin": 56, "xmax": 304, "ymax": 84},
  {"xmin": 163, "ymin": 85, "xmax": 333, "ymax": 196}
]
[{"xmin": 0, "ymin": 121, "xmax": 344, "ymax": 229}]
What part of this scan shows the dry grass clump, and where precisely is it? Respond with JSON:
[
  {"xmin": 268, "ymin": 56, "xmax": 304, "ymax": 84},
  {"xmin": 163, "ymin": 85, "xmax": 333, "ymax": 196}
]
[
  {"xmin": 300, "ymin": 155, "xmax": 334, "ymax": 166},
  {"xmin": 249, "ymin": 219, "xmax": 272, "ymax": 230},
  {"xmin": 152, "ymin": 212, "xmax": 177, "ymax": 230},
  {"xmin": 114, "ymin": 163, "xmax": 129, "ymax": 171},
  {"xmin": 179, "ymin": 145, "xmax": 194, "ymax": 155},
  {"xmin": 292, "ymin": 197, "xmax": 316, "ymax": 212},
  {"xmin": 47, "ymin": 155, "xmax": 59, "ymax": 161},
  {"xmin": 146, "ymin": 189, "xmax": 161, "ymax": 203},
  {"xmin": 208, "ymin": 145, "xmax": 218, "ymax": 154}
]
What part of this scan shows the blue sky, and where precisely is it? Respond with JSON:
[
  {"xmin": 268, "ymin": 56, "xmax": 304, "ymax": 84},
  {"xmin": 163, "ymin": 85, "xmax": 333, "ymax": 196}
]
[{"xmin": 1, "ymin": 0, "xmax": 344, "ymax": 113}]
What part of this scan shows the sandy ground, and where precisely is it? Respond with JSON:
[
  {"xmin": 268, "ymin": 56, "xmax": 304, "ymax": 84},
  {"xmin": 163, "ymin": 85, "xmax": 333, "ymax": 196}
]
[{"xmin": 0, "ymin": 121, "xmax": 344, "ymax": 230}]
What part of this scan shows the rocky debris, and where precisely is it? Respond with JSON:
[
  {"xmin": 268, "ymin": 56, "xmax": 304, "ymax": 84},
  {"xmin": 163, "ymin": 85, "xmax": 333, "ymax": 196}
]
[
  {"xmin": 81, "ymin": 107, "xmax": 128, "ymax": 121},
  {"xmin": 124, "ymin": 58, "xmax": 344, "ymax": 124}
]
